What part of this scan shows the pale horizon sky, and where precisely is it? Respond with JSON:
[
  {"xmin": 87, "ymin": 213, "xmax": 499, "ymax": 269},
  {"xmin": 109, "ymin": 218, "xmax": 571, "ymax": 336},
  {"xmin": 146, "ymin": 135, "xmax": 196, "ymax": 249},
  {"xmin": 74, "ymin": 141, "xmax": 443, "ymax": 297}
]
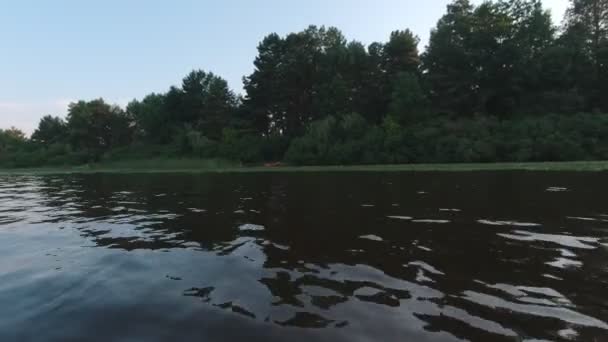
[{"xmin": 0, "ymin": 0, "xmax": 569, "ymax": 134}]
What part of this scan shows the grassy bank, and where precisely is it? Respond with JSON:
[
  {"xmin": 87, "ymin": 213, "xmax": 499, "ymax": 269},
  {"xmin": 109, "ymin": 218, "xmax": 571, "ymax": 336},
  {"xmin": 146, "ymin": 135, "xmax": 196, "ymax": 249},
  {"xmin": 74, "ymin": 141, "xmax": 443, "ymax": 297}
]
[{"xmin": 1, "ymin": 159, "xmax": 608, "ymax": 175}]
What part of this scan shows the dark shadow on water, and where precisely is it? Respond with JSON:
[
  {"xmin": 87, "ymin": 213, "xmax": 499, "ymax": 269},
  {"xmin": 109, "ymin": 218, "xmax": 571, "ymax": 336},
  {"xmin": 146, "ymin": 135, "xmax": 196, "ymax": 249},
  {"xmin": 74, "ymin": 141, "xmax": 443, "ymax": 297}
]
[{"xmin": 0, "ymin": 172, "xmax": 607, "ymax": 341}]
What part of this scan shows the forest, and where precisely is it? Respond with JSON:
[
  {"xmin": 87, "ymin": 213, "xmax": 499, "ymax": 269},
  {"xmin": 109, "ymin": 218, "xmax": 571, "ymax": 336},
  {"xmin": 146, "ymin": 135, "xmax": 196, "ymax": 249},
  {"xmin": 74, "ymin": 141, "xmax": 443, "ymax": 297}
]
[{"xmin": 2, "ymin": 0, "xmax": 608, "ymax": 168}]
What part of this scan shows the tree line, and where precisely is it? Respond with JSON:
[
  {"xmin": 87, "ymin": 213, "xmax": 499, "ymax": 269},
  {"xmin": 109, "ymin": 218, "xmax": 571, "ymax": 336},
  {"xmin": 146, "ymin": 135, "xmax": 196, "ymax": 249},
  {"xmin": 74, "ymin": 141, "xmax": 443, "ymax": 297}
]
[{"xmin": 2, "ymin": 0, "xmax": 608, "ymax": 168}]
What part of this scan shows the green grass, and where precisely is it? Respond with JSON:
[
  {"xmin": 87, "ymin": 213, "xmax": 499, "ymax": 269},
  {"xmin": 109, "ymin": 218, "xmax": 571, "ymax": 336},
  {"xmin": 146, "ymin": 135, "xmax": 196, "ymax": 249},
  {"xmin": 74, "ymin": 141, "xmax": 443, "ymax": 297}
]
[{"xmin": 1, "ymin": 159, "xmax": 608, "ymax": 175}]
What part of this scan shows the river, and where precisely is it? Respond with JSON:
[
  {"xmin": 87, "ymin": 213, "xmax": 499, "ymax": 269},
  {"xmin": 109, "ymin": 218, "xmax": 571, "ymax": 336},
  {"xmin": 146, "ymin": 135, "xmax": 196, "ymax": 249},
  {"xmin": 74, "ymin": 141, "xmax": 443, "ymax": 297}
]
[{"xmin": 0, "ymin": 172, "xmax": 606, "ymax": 341}]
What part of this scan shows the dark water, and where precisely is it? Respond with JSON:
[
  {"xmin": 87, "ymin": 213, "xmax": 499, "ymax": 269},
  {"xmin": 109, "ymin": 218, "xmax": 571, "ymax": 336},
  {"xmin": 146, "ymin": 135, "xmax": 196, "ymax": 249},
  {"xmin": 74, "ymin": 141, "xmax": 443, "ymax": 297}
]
[{"xmin": 0, "ymin": 172, "xmax": 607, "ymax": 342}]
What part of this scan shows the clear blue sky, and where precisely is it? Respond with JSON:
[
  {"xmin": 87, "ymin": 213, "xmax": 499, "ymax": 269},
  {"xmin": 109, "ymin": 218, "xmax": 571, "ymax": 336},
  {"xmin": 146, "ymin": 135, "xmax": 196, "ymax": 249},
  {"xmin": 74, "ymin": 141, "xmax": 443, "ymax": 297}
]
[{"xmin": 0, "ymin": 0, "xmax": 568, "ymax": 134}]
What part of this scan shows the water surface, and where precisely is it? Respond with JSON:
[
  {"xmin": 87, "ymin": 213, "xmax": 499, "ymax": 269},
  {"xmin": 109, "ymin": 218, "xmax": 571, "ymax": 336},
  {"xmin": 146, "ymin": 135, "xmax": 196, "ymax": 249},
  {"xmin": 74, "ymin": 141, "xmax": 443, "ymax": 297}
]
[{"xmin": 0, "ymin": 172, "xmax": 607, "ymax": 341}]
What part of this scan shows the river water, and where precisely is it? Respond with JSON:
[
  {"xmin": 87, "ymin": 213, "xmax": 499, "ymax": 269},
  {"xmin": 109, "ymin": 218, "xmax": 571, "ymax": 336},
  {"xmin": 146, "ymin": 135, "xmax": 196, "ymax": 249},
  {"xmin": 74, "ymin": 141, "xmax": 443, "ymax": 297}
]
[{"xmin": 0, "ymin": 172, "xmax": 606, "ymax": 341}]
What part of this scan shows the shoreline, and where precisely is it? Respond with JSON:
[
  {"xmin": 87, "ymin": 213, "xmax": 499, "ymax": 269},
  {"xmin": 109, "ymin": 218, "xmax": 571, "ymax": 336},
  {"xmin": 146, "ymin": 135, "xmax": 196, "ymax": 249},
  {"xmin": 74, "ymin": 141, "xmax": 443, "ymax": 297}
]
[{"xmin": 1, "ymin": 160, "xmax": 608, "ymax": 175}]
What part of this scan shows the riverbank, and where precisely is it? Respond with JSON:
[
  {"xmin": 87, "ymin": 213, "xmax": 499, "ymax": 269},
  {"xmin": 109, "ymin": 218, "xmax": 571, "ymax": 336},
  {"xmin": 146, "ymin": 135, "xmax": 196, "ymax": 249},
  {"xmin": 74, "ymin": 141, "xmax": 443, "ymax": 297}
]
[{"xmin": 1, "ymin": 159, "xmax": 608, "ymax": 174}]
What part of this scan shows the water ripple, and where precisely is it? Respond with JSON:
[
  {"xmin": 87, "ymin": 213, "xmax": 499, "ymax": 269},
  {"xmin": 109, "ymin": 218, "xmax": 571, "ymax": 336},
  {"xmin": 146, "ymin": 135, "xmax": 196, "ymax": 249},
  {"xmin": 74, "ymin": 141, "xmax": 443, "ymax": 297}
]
[{"xmin": 0, "ymin": 173, "xmax": 607, "ymax": 341}]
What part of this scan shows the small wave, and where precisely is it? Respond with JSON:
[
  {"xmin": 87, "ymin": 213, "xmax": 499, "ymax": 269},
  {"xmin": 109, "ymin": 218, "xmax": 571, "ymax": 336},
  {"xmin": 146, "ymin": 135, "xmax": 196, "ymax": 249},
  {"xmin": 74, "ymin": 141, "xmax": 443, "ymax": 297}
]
[
  {"xmin": 412, "ymin": 219, "xmax": 450, "ymax": 224},
  {"xmin": 478, "ymin": 220, "xmax": 541, "ymax": 227},
  {"xmin": 498, "ymin": 230, "xmax": 598, "ymax": 249},
  {"xmin": 387, "ymin": 216, "xmax": 413, "ymax": 220},
  {"xmin": 238, "ymin": 224, "xmax": 265, "ymax": 232},
  {"xmin": 359, "ymin": 235, "xmax": 383, "ymax": 242}
]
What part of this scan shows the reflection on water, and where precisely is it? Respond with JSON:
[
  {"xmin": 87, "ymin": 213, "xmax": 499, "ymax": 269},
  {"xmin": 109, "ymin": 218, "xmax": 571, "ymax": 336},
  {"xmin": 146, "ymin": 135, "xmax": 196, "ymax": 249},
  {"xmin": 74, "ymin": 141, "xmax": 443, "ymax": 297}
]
[{"xmin": 0, "ymin": 172, "xmax": 607, "ymax": 341}]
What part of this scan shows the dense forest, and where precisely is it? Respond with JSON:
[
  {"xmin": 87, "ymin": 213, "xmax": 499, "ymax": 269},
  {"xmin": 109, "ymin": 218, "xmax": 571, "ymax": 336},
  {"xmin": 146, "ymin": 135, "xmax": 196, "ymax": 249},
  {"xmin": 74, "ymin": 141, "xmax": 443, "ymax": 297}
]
[{"xmin": 2, "ymin": 0, "xmax": 608, "ymax": 168}]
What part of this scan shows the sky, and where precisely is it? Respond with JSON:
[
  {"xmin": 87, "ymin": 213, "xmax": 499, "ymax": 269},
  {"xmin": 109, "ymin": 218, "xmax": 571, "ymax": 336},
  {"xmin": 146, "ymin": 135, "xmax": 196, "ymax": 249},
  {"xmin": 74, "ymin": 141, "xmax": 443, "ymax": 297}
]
[{"xmin": 0, "ymin": 0, "xmax": 569, "ymax": 134}]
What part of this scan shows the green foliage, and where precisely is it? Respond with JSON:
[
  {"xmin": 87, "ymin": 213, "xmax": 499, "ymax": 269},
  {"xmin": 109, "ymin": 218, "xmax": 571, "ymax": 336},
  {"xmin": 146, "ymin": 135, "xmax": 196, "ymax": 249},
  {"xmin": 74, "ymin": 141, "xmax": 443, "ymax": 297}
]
[
  {"xmin": 388, "ymin": 72, "xmax": 429, "ymax": 125},
  {"xmin": 31, "ymin": 116, "xmax": 67, "ymax": 145},
  {"xmin": 127, "ymin": 93, "xmax": 172, "ymax": 144},
  {"xmin": 186, "ymin": 130, "xmax": 215, "ymax": 156},
  {"xmin": 423, "ymin": 0, "xmax": 560, "ymax": 116},
  {"xmin": 181, "ymin": 70, "xmax": 238, "ymax": 140},
  {"xmin": 66, "ymin": 99, "xmax": 133, "ymax": 158},
  {"xmin": 286, "ymin": 113, "xmax": 388, "ymax": 165},
  {"xmin": 0, "ymin": 127, "xmax": 26, "ymax": 151},
  {"xmin": 218, "ymin": 129, "xmax": 265, "ymax": 163},
  {"xmin": 283, "ymin": 112, "xmax": 608, "ymax": 165},
  {"xmin": 383, "ymin": 30, "xmax": 420, "ymax": 76}
]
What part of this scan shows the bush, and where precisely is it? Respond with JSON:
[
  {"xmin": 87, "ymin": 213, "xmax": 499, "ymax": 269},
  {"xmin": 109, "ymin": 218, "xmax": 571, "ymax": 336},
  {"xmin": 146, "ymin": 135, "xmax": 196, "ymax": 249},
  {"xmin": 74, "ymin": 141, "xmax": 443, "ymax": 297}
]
[
  {"xmin": 3, "ymin": 112, "xmax": 608, "ymax": 169},
  {"xmin": 218, "ymin": 129, "xmax": 264, "ymax": 163},
  {"xmin": 284, "ymin": 112, "xmax": 608, "ymax": 165}
]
